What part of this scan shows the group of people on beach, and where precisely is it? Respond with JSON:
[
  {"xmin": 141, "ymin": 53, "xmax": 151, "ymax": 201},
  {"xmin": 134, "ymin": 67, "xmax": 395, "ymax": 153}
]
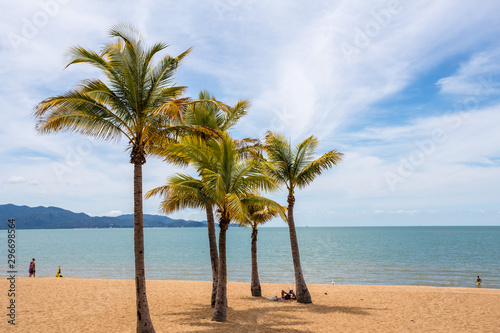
[{"xmin": 28, "ymin": 258, "xmax": 64, "ymax": 278}]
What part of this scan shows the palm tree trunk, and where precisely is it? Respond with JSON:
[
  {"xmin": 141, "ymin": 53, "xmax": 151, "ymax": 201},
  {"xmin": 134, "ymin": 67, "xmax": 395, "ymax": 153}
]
[
  {"xmin": 206, "ymin": 205, "xmax": 219, "ymax": 308},
  {"xmin": 250, "ymin": 226, "xmax": 261, "ymax": 297},
  {"xmin": 134, "ymin": 161, "xmax": 156, "ymax": 332},
  {"xmin": 212, "ymin": 220, "xmax": 228, "ymax": 322},
  {"xmin": 287, "ymin": 193, "xmax": 312, "ymax": 304}
]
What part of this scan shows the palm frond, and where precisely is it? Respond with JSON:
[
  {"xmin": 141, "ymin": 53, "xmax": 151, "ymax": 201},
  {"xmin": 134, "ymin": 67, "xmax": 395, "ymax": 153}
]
[
  {"xmin": 295, "ymin": 150, "xmax": 344, "ymax": 189},
  {"xmin": 145, "ymin": 184, "xmax": 170, "ymax": 199},
  {"xmin": 109, "ymin": 22, "xmax": 140, "ymax": 45},
  {"xmin": 290, "ymin": 135, "xmax": 318, "ymax": 180},
  {"xmin": 146, "ymin": 48, "xmax": 191, "ymax": 106},
  {"xmin": 201, "ymin": 168, "xmax": 226, "ymax": 203},
  {"xmin": 264, "ymin": 131, "xmax": 294, "ymax": 182},
  {"xmin": 234, "ymin": 138, "xmax": 263, "ymax": 161},
  {"xmin": 241, "ymin": 195, "xmax": 287, "ymax": 223},
  {"xmin": 226, "ymin": 193, "xmax": 246, "ymax": 222},
  {"xmin": 147, "ymin": 173, "xmax": 212, "ymax": 214},
  {"xmin": 143, "ymin": 42, "xmax": 169, "ymax": 68},
  {"xmin": 221, "ymin": 99, "xmax": 250, "ymax": 131},
  {"xmin": 65, "ymin": 46, "xmax": 108, "ymax": 70},
  {"xmin": 34, "ymin": 90, "xmax": 128, "ymax": 142}
]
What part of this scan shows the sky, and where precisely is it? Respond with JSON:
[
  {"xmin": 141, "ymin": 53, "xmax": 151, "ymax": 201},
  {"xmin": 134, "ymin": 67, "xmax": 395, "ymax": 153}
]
[{"xmin": 1, "ymin": 0, "xmax": 499, "ymax": 226}]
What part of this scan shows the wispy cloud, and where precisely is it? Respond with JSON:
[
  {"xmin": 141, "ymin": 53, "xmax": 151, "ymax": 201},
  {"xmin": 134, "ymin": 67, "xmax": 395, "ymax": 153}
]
[
  {"xmin": 437, "ymin": 49, "xmax": 500, "ymax": 96},
  {"xmin": 6, "ymin": 176, "xmax": 26, "ymax": 184}
]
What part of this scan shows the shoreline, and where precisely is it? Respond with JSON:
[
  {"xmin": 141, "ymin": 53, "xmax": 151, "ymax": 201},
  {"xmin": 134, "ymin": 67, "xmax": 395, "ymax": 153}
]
[
  {"xmin": 5, "ymin": 275, "xmax": 498, "ymax": 289},
  {"xmin": 2, "ymin": 278, "xmax": 499, "ymax": 332}
]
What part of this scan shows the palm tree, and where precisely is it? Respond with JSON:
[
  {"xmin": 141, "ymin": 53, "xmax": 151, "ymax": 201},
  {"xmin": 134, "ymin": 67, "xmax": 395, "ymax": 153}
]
[
  {"xmin": 149, "ymin": 91, "xmax": 250, "ymax": 308},
  {"xmin": 239, "ymin": 202, "xmax": 282, "ymax": 297},
  {"xmin": 159, "ymin": 133, "xmax": 284, "ymax": 321},
  {"xmin": 263, "ymin": 131, "xmax": 343, "ymax": 304},
  {"xmin": 33, "ymin": 24, "xmax": 192, "ymax": 332}
]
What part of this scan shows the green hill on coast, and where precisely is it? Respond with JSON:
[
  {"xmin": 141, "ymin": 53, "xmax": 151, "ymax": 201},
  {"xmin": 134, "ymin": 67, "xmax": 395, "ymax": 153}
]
[{"xmin": 0, "ymin": 204, "xmax": 207, "ymax": 229}]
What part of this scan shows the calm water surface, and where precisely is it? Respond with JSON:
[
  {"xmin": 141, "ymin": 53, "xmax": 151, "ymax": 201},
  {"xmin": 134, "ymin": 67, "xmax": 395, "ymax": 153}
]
[{"xmin": 2, "ymin": 226, "xmax": 499, "ymax": 288}]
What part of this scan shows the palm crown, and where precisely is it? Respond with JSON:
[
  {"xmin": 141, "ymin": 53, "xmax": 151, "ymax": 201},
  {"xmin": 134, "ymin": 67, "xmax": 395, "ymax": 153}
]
[
  {"xmin": 184, "ymin": 90, "xmax": 250, "ymax": 133},
  {"xmin": 245, "ymin": 203, "xmax": 282, "ymax": 225},
  {"xmin": 264, "ymin": 131, "xmax": 344, "ymax": 196},
  {"xmin": 33, "ymin": 23, "xmax": 191, "ymax": 164},
  {"xmin": 159, "ymin": 132, "xmax": 282, "ymax": 224}
]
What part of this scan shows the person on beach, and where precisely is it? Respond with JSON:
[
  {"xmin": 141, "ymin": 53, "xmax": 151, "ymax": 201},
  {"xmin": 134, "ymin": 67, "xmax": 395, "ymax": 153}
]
[
  {"xmin": 477, "ymin": 276, "xmax": 482, "ymax": 286},
  {"xmin": 266, "ymin": 286, "xmax": 297, "ymax": 301},
  {"xmin": 281, "ymin": 286, "xmax": 296, "ymax": 300},
  {"xmin": 55, "ymin": 266, "xmax": 64, "ymax": 277},
  {"xmin": 29, "ymin": 258, "xmax": 36, "ymax": 277}
]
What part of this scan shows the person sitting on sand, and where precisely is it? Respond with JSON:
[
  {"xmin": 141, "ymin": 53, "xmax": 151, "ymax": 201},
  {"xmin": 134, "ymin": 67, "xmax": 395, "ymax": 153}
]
[
  {"xmin": 281, "ymin": 286, "xmax": 296, "ymax": 300},
  {"xmin": 55, "ymin": 266, "xmax": 64, "ymax": 278},
  {"xmin": 476, "ymin": 276, "xmax": 482, "ymax": 286}
]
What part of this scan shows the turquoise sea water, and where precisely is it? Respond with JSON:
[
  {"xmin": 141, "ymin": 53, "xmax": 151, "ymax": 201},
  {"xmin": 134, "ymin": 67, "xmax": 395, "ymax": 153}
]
[{"xmin": 2, "ymin": 227, "xmax": 499, "ymax": 288}]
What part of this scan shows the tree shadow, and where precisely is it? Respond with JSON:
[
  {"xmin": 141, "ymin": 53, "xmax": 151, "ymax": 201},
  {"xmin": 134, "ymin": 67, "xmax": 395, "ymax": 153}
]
[
  {"xmin": 238, "ymin": 295, "xmax": 382, "ymax": 315},
  {"xmin": 169, "ymin": 304, "xmax": 311, "ymax": 333},
  {"xmin": 161, "ymin": 296, "xmax": 380, "ymax": 332},
  {"xmin": 304, "ymin": 303, "xmax": 384, "ymax": 315}
]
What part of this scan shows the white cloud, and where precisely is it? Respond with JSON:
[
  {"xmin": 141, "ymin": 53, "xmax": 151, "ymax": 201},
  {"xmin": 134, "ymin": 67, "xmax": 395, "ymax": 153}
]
[
  {"xmin": 437, "ymin": 49, "xmax": 500, "ymax": 95},
  {"xmin": 394, "ymin": 210, "xmax": 418, "ymax": 214},
  {"xmin": 7, "ymin": 176, "xmax": 26, "ymax": 184},
  {"xmin": 234, "ymin": 0, "xmax": 500, "ymax": 143},
  {"xmin": 105, "ymin": 210, "xmax": 123, "ymax": 217},
  {"xmin": 325, "ymin": 104, "xmax": 500, "ymax": 211}
]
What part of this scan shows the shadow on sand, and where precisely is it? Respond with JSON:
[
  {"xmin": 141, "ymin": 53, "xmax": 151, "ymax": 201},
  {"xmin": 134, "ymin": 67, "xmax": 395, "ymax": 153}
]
[{"xmin": 162, "ymin": 296, "xmax": 379, "ymax": 332}]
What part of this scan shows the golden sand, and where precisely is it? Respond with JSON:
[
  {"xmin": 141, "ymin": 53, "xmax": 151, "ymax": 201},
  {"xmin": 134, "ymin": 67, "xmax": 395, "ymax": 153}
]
[{"xmin": 2, "ymin": 277, "xmax": 499, "ymax": 332}]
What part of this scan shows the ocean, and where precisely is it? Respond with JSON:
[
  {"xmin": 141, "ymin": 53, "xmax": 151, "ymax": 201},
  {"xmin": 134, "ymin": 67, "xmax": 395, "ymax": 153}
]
[{"xmin": 2, "ymin": 226, "xmax": 499, "ymax": 289}]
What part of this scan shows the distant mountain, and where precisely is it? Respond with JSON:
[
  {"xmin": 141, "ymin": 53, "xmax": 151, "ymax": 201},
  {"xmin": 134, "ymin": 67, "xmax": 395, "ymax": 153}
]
[{"xmin": 0, "ymin": 204, "xmax": 208, "ymax": 229}]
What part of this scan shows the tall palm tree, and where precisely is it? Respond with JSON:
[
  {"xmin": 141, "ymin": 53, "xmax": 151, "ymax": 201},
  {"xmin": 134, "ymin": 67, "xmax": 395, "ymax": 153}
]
[
  {"xmin": 150, "ymin": 91, "xmax": 250, "ymax": 308},
  {"xmin": 33, "ymin": 24, "xmax": 192, "ymax": 332},
  {"xmin": 263, "ymin": 131, "xmax": 343, "ymax": 304},
  {"xmin": 239, "ymin": 203, "xmax": 283, "ymax": 297},
  {"xmin": 160, "ymin": 133, "xmax": 284, "ymax": 321}
]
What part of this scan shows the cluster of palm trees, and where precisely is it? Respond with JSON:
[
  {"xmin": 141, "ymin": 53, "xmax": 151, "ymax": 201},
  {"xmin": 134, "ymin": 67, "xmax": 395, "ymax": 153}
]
[{"xmin": 33, "ymin": 24, "xmax": 343, "ymax": 332}]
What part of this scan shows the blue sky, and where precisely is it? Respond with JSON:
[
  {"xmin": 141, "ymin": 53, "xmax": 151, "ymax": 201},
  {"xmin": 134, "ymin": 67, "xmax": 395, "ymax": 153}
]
[{"xmin": 1, "ymin": 0, "xmax": 499, "ymax": 226}]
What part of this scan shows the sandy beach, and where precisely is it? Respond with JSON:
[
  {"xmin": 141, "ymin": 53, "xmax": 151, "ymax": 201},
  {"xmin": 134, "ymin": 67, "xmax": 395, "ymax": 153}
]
[{"xmin": 2, "ymin": 277, "xmax": 499, "ymax": 332}]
